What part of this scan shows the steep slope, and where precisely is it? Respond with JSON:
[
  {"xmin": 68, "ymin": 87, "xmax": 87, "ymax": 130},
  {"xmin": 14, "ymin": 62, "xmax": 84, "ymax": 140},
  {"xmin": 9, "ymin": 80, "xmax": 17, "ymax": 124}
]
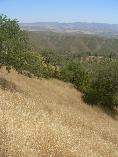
[{"xmin": 0, "ymin": 69, "xmax": 118, "ymax": 157}]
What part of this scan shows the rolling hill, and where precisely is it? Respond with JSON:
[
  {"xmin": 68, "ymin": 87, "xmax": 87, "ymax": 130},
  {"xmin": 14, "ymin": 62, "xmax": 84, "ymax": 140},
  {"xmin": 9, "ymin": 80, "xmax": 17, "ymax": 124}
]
[
  {"xmin": 0, "ymin": 69, "xmax": 118, "ymax": 157},
  {"xmin": 29, "ymin": 31, "xmax": 118, "ymax": 57}
]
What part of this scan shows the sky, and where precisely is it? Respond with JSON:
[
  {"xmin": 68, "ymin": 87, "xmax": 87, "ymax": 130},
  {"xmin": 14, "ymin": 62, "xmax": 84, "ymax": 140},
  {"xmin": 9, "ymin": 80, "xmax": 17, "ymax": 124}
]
[{"xmin": 0, "ymin": 0, "xmax": 118, "ymax": 24}]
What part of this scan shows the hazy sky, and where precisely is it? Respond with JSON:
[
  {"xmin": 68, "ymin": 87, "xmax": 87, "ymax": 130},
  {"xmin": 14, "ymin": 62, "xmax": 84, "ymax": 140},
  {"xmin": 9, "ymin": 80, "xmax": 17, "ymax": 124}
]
[{"xmin": 0, "ymin": 0, "xmax": 118, "ymax": 24}]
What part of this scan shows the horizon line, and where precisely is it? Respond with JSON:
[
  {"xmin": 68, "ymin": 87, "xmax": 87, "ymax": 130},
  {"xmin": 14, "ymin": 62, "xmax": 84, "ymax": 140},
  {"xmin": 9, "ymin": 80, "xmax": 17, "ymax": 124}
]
[{"xmin": 19, "ymin": 21, "xmax": 118, "ymax": 25}]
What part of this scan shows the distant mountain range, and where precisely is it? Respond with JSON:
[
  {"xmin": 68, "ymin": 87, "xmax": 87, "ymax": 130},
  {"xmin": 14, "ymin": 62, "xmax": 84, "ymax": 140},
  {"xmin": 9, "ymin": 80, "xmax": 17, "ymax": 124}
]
[{"xmin": 20, "ymin": 22, "xmax": 118, "ymax": 38}]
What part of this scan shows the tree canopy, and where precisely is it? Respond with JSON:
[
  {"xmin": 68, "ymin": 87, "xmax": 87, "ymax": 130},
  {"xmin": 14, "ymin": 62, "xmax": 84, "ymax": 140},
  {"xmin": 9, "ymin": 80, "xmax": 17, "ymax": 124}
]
[{"xmin": 0, "ymin": 15, "xmax": 30, "ymax": 72}]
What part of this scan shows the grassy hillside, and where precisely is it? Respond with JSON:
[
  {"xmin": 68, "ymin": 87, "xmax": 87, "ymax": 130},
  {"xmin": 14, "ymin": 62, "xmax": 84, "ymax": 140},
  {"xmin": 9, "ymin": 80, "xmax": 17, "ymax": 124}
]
[
  {"xmin": 29, "ymin": 31, "xmax": 118, "ymax": 57},
  {"xmin": 0, "ymin": 68, "xmax": 118, "ymax": 157}
]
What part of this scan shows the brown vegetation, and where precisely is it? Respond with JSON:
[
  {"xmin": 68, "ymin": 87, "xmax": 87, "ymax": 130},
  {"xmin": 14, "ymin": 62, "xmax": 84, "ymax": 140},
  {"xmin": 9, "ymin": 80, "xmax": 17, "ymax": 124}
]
[{"xmin": 0, "ymin": 69, "xmax": 118, "ymax": 157}]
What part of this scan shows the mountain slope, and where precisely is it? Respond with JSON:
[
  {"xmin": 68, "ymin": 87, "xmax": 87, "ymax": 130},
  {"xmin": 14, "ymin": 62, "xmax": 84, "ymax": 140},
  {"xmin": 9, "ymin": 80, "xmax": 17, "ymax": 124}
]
[
  {"xmin": 0, "ymin": 69, "xmax": 118, "ymax": 157},
  {"xmin": 29, "ymin": 31, "xmax": 118, "ymax": 57}
]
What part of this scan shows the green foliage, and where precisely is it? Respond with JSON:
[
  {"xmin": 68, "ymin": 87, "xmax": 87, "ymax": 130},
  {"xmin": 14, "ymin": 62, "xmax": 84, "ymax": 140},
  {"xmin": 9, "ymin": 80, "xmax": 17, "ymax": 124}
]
[
  {"xmin": 0, "ymin": 15, "xmax": 30, "ymax": 72},
  {"xmin": 0, "ymin": 15, "xmax": 59, "ymax": 79},
  {"xmin": 60, "ymin": 60, "xmax": 88, "ymax": 91},
  {"xmin": 40, "ymin": 49, "xmax": 62, "ymax": 66},
  {"xmin": 83, "ymin": 61, "xmax": 118, "ymax": 109},
  {"xmin": 13, "ymin": 50, "xmax": 59, "ymax": 79}
]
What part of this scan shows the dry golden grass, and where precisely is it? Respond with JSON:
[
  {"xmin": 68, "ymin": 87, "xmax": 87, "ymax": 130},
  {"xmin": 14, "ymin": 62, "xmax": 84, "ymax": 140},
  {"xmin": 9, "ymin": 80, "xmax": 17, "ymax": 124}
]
[{"xmin": 0, "ymin": 69, "xmax": 118, "ymax": 157}]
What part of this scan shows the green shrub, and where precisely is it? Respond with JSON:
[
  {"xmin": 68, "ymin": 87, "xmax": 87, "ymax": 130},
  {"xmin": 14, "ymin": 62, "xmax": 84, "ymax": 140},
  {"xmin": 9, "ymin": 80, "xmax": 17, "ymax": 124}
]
[
  {"xmin": 83, "ymin": 61, "xmax": 118, "ymax": 109},
  {"xmin": 60, "ymin": 60, "xmax": 88, "ymax": 91}
]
